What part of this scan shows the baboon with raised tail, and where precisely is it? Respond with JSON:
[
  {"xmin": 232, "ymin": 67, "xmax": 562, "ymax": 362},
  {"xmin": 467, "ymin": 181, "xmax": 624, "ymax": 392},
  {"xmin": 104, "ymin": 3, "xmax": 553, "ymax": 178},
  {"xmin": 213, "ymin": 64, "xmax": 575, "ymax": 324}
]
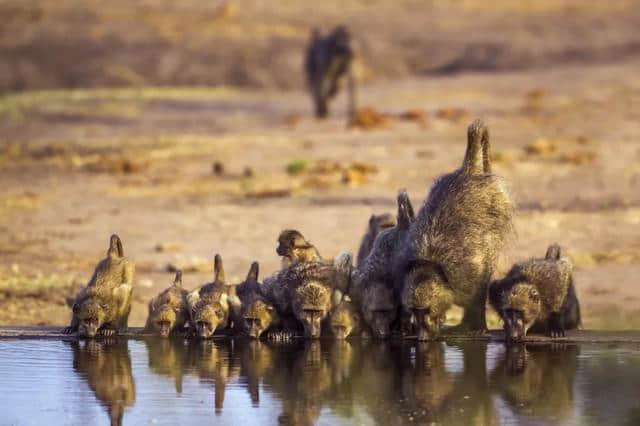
[
  {"xmin": 396, "ymin": 119, "xmax": 514, "ymax": 340},
  {"xmin": 145, "ymin": 270, "xmax": 189, "ymax": 337},
  {"xmin": 305, "ymin": 25, "xmax": 356, "ymax": 120},
  {"xmin": 236, "ymin": 262, "xmax": 281, "ymax": 339},
  {"xmin": 64, "ymin": 234, "xmax": 135, "ymax": 337},
  {"xmin": 489, "ymin": 243, "xmax": 581, "ymax": 341}
]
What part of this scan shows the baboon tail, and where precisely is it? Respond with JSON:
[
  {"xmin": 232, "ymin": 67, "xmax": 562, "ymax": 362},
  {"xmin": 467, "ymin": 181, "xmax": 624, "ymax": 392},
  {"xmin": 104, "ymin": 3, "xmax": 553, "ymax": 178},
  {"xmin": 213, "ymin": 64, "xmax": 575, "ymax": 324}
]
[
  {"xmin": 247, "ymin": 261, "xmax": 259, "ymax": 282},
  {"xmin": 109, "ymin": 234, "xmax": 124, "ymax": 257},
  {"xmin": 214, "ymin": 254, "xmax": 225, "ymax": 283},
  {"xmin": 545, "ymin": 243, "xmax": 562, "ymax": 260},
  {"xmin": 173, "ymin": 270, "xmax": 183, "ymax": 287},
  {"xmin": 397, "ymin": 189, "xmax": 414, "ymax": 229},
  {"xmin": 463, "ymin": 119, "xmax": 491, "ymax": 175}
]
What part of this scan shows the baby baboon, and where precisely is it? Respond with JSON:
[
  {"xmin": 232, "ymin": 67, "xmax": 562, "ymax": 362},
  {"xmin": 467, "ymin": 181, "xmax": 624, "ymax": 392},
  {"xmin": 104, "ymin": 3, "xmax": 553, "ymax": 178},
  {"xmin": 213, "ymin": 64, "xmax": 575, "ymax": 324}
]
[
  {"xmin": 276, "ymin": 229, "xmax": 322, "ymax": 268},
  {"xmin": 350, "ymin": 191, "xmax": 414, "ymax": 338},
  {"xmin": 187, "ymin": 254, "xmax": 240, "ymax": 338},
  {"xmin": 145, "ymin": 270, "xmax": 189, "ymax": 338},
  {"xmin": 236, "ymin": 262, "xmax": 280, "ymax": 339},
  {"xmin": 265, "ymin": 252, "xmax": 353, "ymax": 338},
  {"xmin": 489, "ymin": 244, "xmax": 581, "ymax": 341},
  {"xmin": 397, "ymin": 120, "xmax": 514, "ymax": 340},
  {"xmin": 326, "ymin": 295, "xmax": 367, "ymax": 339},
  {"xmin": 356, "ymin": 213, "xmax": 396, "ymax": 266},
  {"xmin": 64, "ymin": 234, "xmax": 135, "ymax": 337},
  {"xmin": 305, "ymin": 25, "xmax": 356, "ymax": 120}
]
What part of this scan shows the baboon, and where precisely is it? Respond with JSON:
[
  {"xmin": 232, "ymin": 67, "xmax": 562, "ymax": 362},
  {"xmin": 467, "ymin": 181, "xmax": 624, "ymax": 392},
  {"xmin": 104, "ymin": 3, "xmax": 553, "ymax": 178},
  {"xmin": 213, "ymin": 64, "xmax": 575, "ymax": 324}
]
[
  {"xmin": 143, "ymin": 338, "xmax": 189, "ymax": 394},
  {"xmin": 265, "ymin": 251, "xmax": 352, "ymax": 338},
  {"xmin": 356, "ymin": 213, "xmax": 396, "ymax": 266},
  {"xmin": 69, "ymin": 339, "xmax": 135, "ymax": 426},
  {"xmin": 326, "ymin": 295, "xmax": 368, "ymax": 339},
  {"xmin": 396, "ymin": 119, "xmax": 514, "ymax": 340},
  {"xmin": 350, "ymin": 191, "xmax": 414, "ymax": 338},
  {"xmin": 305, "ymin": 25, "xmax": 356, "ymax": 120},
  {"xmin": 64, "ymin": 234, "xmax": 134, "ymax": 337},
  {"xmin": 236, "ymin": 262, "xmax": 280, "ymax": 339},
  {"xmin": 145, "ymin": 270, "xmax": 189, "ymax": 337},
  {"xmin": 276, "ymin": 229, "xmax": 322, "ymax": 268},
  {"xmin": 187, "ymin": 254, "xmax": 241, "ymax": 338},
  {"xmin": 489, "ymin": 243, "xmax": 581, "ymax": 341}
]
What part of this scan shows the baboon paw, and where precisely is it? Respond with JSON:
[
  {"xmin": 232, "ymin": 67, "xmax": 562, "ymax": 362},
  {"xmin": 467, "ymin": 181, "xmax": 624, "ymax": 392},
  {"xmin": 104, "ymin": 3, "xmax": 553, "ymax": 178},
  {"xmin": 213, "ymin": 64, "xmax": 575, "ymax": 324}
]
[
  {"xmin": 99, "ymin": 329, "xmax": 115, "ymax": 336},
  {"xmin": 62, "ymin": 327, "xmax": 76, "ymax": 335}
]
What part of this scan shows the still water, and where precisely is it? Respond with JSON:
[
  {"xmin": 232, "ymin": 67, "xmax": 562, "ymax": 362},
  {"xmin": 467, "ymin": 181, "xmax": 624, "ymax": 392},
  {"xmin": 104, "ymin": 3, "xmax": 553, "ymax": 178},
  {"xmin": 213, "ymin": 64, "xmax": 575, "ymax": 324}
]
[{"xmin": 0, "ymin": 338, "xmax": 638, "ymax": 426}]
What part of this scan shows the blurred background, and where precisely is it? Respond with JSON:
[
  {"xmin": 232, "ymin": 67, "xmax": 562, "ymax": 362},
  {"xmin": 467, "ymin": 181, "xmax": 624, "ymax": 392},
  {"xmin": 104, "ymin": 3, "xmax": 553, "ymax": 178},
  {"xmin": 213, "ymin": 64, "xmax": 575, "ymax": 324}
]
[{"xmin": 1, "ymin": 0, "xmax": 639, "ymax": 329}]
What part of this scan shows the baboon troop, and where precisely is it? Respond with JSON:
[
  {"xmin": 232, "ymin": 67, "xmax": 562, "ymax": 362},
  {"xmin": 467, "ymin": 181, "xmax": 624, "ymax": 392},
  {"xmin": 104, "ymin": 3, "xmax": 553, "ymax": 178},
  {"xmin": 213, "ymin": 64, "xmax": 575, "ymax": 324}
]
[{"xmin": 64, "ymin": 120, "xmax": 581, "ymax": 341}]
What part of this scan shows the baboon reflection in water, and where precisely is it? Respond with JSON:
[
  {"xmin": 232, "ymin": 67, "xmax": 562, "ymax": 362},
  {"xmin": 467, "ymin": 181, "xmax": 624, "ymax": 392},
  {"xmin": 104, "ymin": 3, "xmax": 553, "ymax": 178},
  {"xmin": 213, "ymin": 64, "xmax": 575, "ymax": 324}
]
[
  {"xmin": 137, "ymin": 339, "xmax": 582, "ymax": 425},
  {"xmin": 68, "ymin": 339, "xmax": 135, "ymax": 426}
]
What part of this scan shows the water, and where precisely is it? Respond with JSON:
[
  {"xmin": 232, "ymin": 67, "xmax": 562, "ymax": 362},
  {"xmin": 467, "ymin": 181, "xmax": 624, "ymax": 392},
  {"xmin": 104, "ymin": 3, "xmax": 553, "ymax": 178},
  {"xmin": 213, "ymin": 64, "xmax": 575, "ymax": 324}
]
[{"xmin": 0, "ymin": 338, "xmax": 638, "ymax": 426}]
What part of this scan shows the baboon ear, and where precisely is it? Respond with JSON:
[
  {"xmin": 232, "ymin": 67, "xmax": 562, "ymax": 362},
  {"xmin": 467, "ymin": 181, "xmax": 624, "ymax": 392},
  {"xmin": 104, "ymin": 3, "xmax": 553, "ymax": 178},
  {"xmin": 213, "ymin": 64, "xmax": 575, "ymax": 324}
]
[
  {"xmin": 397, "ymin": 190, "xmax": 414, "ymax": 229},
  {"xmin": 247, "ymin": 262, "xmax": 259, "ymax": 282},
  {"xmin": 545, "ymin": 244, "xmax": 562, "ymax": 260},
  {"xmin": 214, "ymin": 254, "xmax": 225, "ymax": 283},
  {"xmin": 529, "ymin": 288, "xmax": 540, "ymax": 303},
  {"xmin": 173, "ymin": 270, "xmax": 183, "ymax": 287}
]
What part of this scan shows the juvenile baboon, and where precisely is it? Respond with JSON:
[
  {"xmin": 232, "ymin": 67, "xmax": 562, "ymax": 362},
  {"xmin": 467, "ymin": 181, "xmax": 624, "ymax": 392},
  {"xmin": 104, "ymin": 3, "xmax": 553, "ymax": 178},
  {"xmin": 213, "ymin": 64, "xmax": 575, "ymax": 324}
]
[
  {"xmin": 145, "ymin": 270, "xmax": 189, "ymax": 337},
  {"xmin": 305, "ymin": 25, "xmax": 356, "ymax": 120},
  {"xmin": 326, "ymin": 295, "xmax": 368, "ymax": 339},
  {"xmin": 187, "ymin": 254, "xmax": 240, "ymax": 338},
  {"xmin": 356, "ymin": 213, "xmax": 396, "ymax": 266},
  {"xmin": 276, "ymin": 229, "xmax": 322, "ymax": 268},
  {"xmin": 265, "ymin": 251, "xmax": 353, "ymax": 338},
  {"xmin": 350, "ymin": 191, "xmax": 414, "ymax": 338},
  {"xmin": 236, "ymin": 262, "xmax": 280, "ymax": 339},
  {"xmin": 489, "ymin": 243, "xmax": 581, "ymax": 341},
  {"xmin": 64, "ymin": 234, "xmax": 134, "ymax": 337},
  {"xmin": 396, "ymin": 119, "xmax": 514, "ymax": 340}
]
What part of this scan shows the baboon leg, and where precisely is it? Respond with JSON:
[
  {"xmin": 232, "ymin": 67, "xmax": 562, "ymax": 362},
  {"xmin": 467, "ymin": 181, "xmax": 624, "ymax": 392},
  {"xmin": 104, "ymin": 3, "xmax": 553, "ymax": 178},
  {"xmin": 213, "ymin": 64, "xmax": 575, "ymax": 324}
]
[
  {"xmin": 548, "ymin": 312, "xmax": 565, "ymax": 338},
  {"xmin": 346, "ymin": 65, "xmax": 356, "ymax": 122},
  {"xmin": 463, "ymin": 119, "xmax": 489, "ymax": 175},
  {"xmin": 63, "ymin": 318, "xmax": 79, "ymax": 335}
]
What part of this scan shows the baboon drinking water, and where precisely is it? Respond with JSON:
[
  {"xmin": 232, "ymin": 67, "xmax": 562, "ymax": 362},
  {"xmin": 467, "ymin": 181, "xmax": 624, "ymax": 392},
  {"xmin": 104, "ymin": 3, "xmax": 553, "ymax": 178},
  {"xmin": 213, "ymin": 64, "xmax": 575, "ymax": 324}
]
[
  {"xmin": 187, "ymin": 254, "xmax": 241, "ymax": 338},
  {"xmin": 305, "ymin": 25, "xmax": 356, "ymax": 120},
  {"xmin": 236, "ymin": 262, "xmax": 280, "ymax": 339},
  {"xmin": 145, "ymin": 270, "xmax": 189, "ymax": 337},
  {"xmin": 396, "ymin": 120, "xmax": 514, "ymax": 340},
  {"xmin": 349, "ymin": 191, "xmax": 414, "ymax": 338},
  {"xmin": 64, "ymin": 234, "xmax": 135, "ymax": 337},
  {"xmin": 489, "ymin": 243, "xmax": 581, "ymax": 341}
]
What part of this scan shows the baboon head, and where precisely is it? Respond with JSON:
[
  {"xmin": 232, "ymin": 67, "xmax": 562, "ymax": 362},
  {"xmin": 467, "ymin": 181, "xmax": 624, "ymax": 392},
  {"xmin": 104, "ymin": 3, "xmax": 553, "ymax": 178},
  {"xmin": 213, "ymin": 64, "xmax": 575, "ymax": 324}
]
[
  {"xmin": 276, "ymin": 229, "xmax": 318, "ymax": 264},
  {"xmin": 75, "ymin": 299, "xmax": 107, "ymax": 337},
  {"xmin": 328, "ymin": 297, "xmax": 361, "ymax": 339},
  {"xmin": 242, "ymin": 299, "xmax": 278, "ymax": 339},
  {"xmin": 292, "ymin": 282, "xmax": 331, "ymax": 338},
  {"xmin": 370, "ymin": 213, "xmax": 396, "ymax": 234},
  {"xmin": 362, "ymin": 282, "xmax": 396, "ymax": 339},
  {"xmin": 402, "ymin": 263, "xmax": 452, "ymax": 341},
  {"xmin": 149, "ymin": 306, "xmax": 177, "ymax": 338},
  {"xmin": 502, "ymin": 283, "xmax": 541, "ymax": 342},
  {"xmin": 193, "ymin": 303, "xmax": 226, "ymax": 338}
]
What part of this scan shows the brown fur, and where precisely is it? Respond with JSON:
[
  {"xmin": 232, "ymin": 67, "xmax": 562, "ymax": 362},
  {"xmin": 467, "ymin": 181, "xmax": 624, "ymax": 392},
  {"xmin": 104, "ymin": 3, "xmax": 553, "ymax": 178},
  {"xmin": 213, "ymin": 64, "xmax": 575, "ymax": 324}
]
[
  {"xmin": 236, "ymin": 262, "xmax": 280, "ymax": 338},
  {"xmin": 356, "ymin": 213, "xmax": 396, "ymax": 266},
  {"xmin": 326, "ymin": 295, "xmax": 367, "ymax": 339},
  {"xmin": 145, "ymin": 270, "xmax": 189, "ymax": 337},
  {"xmin": 187, "ymin": 254, "xmax": 241, "ymax": 338},
  {"xmin": 396, "ymin": 120, "xmax": 514, "ymax": 340},
  {"xmin": 350, "ymin": 190, "xmax": 414, "ymax": 338},
  {"xmin": 276, "ymin": 229, "xmax": 322, "ymax": 268},
  {"xmin": 489, "ymin": 244, "xmax": 579, "ymax": 340},
  {"xmin": 64, "ymin": 234, "xmax": 134, "ymax": 337}
]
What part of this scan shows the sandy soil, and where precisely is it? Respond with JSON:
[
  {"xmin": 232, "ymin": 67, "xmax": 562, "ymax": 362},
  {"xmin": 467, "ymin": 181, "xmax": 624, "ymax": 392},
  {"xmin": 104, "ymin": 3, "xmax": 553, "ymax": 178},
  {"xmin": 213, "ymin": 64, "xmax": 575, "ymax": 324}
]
[{"xmin": 1, "ymin": 59, "xmax": 639, "ymax": 329}]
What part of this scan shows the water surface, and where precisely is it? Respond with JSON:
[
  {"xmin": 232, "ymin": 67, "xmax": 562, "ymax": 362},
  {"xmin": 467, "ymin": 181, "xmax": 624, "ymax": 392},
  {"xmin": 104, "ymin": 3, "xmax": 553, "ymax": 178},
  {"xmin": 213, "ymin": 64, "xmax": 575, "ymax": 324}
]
[{"xmin": 0, "ymin": 338, "xmax": 638, "ymax": 425}]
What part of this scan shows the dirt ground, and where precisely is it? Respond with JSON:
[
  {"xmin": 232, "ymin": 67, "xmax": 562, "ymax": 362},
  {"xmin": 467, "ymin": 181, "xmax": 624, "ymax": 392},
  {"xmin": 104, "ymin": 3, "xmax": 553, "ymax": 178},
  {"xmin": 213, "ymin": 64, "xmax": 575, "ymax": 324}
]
[{"xmin": 1, "ymin": 0, "xmax": 640, "ymax": 330}]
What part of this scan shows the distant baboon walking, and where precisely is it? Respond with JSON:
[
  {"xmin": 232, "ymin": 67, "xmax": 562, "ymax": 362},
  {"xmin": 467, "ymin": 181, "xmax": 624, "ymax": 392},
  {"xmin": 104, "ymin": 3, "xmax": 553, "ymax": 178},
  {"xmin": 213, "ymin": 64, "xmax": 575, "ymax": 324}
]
[
  {"xmin": 305, "ymin": 25, "xmax": 356, "ymax": 120},
  {"xmin": 489, "ymin": 243, "xmax": 581, "ymax": 341},
  {"xmin": 396, "ymin": 120, "xmax": 514, "ymax": 340}
]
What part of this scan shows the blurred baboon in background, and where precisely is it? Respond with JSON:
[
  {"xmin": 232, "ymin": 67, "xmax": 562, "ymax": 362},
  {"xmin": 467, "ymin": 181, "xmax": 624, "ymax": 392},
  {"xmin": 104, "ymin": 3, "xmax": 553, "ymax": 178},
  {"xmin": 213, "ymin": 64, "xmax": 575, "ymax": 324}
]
[{"xmin": 305, "ymin": 25, "xmax": 356, "ymax": 120}]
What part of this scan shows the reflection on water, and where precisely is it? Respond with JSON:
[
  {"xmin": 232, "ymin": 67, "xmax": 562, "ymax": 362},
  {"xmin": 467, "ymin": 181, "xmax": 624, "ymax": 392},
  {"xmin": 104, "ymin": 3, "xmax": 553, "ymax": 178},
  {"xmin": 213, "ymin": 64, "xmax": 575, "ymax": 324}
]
[{"xmin": 0, "ymin": 338, "xmax": 639, "ymax": 425}]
